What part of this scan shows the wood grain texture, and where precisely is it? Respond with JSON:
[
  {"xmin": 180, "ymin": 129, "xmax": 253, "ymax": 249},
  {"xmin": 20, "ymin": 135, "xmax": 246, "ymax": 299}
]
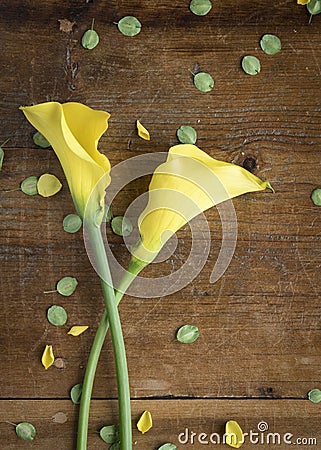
[
  {"xmin": 1, "ymin": 0, "xmax": 321, "ymax": 448},
  {"xmin": 0, "ymin": 399, "xmax": 320, "ymax": 449}
]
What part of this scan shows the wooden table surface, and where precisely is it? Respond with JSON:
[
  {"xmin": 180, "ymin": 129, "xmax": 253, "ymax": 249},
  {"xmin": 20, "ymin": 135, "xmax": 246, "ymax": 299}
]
[{"xmin": 1, "ymin": 1, "xmax": 321, "ymax": 448}]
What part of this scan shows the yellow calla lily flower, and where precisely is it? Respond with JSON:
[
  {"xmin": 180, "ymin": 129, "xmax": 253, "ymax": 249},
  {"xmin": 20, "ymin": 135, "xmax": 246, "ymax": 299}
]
[
  {"xmin": 20, "ymin": 102, "xmax": 111, "ymax": 221},
  {"xmin": 132, "ymin": 144, "xmax": 272, "ymax": 264},
  {"xmin": 297, "ymin": 0, "xmax": 310, "ymax": 4}
]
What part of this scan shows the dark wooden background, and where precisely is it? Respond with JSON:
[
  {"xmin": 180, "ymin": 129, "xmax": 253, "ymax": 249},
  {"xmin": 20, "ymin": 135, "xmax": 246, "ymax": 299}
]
[{"xmin": 1, "ymin": 0, "xmax": 321, "ymax": 448}]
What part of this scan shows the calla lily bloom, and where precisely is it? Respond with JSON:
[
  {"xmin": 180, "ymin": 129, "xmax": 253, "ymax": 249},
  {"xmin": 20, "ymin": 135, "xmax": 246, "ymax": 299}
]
[
  {"xmin": 132, "ymin": 144, "xmax": 273, "ymax": 264},
  {"xmin": 20, "ymin": 102, "xmax": 111, "ymax": 221},
  {"xmin": 297, "ymin": 0, "xmax": 310, "ymax": 4}
]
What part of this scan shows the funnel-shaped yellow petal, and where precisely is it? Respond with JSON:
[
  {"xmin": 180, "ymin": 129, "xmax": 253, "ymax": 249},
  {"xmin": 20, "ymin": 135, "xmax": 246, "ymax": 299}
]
[
  {"xmin": 133, "ymin": 144, "xmax": 272, "ymax": 263},
  {"xmin": 20, "ymin": 102, "xmax": 111, "ymax": 221}
]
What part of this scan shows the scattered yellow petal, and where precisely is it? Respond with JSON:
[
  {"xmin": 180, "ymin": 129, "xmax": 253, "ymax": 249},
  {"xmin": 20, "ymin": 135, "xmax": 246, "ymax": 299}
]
[
  {"xmin": 136, "ymin": 120, "xmax": 150, "ymax": 141},
  {"xmin": 41, "ymin": 345, "xmax": 55, "ymax": 370},
  {"xmin": 225, "ymin": 420, "xmax": 244, "ymax": 448},
  {"xmin": 67, "ymin": 326, "xmax": 89, "ymax": 336},
  {"xmin": 297, "ymin": 0, "xmax": 310, "ymax": 4},
  {"xmin": 137, "ymin": 410, "xmax": 152, "ymax": 434},
  {"xmin": 37, "ymin": 173, "xmax": 62, "ymax": 197}
]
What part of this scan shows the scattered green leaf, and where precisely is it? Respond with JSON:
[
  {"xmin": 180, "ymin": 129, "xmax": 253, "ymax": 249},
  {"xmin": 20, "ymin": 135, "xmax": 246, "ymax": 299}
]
[
  {"xmin": 260, "ymin": 34, "xmax": 281, "ymax": 55},
  {"xmin": 81, "ymin": 18, "xmax": 99, "ymax": 49},
  {"xmin": 47, "ymin": 305, "xmax": 68, "ymax": 326},
  {"xmin": 57, "ymin": 276, "xmax": 78, "ymax": 296},
  {"xmin": 70, "ymin": 383, "xmax": 82, "ymax": 404},
  {"xmin": 21, "ymin": 176, "xmax": 38, "ymax": 196},
  {"xmin": 37, "ymin": 173, "xmax": 62, "ymax": 197},
  {"xmin": 241, "ymin": 55, "xmax": 261, "ymax": 75},
  {"xmin": 63, "ymin": 213, "xmax": 82, "ymax": 233},
  {"xmin": 33, "ymin": 131, "xmax": 51, "ymax": 148},
  {"xmin": 308, "ymin": 388, "xmax": 321, "ymax": 403},
  {"xmin": 176, "ymin": 324, "xmax": 199, "ymax": 343},
  {"xmin": 111, "ymin": 216, "xmax": 133, "ymax": 237},
  {"xmin": 158, "ymin": 444, "xmax": 177, "ymax": 450},
  {"xmin": 177, "ymin": 125, "xmax": 197, "ymax": 144},
  {"xmin": 15, "ymin": 422, "xmax": 36, "ymax": 441},
  {"xmin": 311, "ymin": 188, "xmax": 321, "ymax": 206},
  {"xmin": 99, "ymin": 424, "xmax": 120, "ymax": 444},
  {"xmin": 190, "ymin": 0, "xmax": 212, "ymax": 16},
  {"xmin": 117, "ymin": 16, "xmax": 142, "ymax": 37},
  {"xmin": 307, "ymin": 0, "xmax": 321, "ymax": 17},
  {"xmin": 110, "ymin": 444, "xmax": 120, "ymax": 450},
  {"xmin": 193, "ymin": 72, "xmax": 214, "ymax": 92}
]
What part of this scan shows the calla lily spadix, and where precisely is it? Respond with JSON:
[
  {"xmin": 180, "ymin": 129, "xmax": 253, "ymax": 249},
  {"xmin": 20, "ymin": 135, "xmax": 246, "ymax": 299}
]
[
  {"xmin": 20, "ymin": 101, "xmax": 111, "ymax": 222},
  {"xmin": 132, "ymin": 144, "xmax": 273, "ymax": 264}
]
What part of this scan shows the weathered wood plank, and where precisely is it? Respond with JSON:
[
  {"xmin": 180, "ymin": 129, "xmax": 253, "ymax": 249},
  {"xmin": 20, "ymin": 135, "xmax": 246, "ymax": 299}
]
[
  {"xmin": 1, "ymin": 141, "xmax": 321, "ymax": 398},
  {"xmin": 0, "ymin": 399, "xmax": 320, "ymax": 449}
]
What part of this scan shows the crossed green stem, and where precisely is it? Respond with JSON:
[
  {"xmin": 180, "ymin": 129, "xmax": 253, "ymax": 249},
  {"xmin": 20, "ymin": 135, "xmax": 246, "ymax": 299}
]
[{"xmin": 77, "ymin": 233, "xmax": 145, "ymax": 450}]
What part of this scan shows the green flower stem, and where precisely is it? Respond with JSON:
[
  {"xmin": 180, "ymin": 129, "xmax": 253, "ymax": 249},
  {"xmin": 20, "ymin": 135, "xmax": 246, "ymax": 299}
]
[
  {"xmin": 77, "ymin": 246, "xmax": 146, "ymax": 450},
  {"xmin": 77, "ymin": 309, "xmax": 108, "ymax": 450}
]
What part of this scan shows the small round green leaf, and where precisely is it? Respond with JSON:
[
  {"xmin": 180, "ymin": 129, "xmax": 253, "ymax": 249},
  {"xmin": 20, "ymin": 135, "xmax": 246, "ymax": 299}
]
[
  {"xmin": 307, "ymin": 0, "xmax": 321, "ymax": 15},
  {"xmin": 57, "ymin": 276, "xmax": 78, "ymax": 297},
  {"xmin": 311, "ymin": 188, "xmax": 321, "ymax": 206},
  {"xmin": 158, "ymin": 444, "xmax": 177, "ymax": 450},
  {"xmin": 82, "ymin": 29, "xmax": 99, "ymax": 49},
  {"xmin": 308, "ymin": 388, "xmax": 321, "ymax": 403},
  {"xmin": 241, "ymin": 55, "xmax": 261, "ymax": 75},
  {"xmin": 33, "ymin": 131, "xmax": 51, "ymax": 148},
  {"xmin": 194, "ymin": 72, "xmax": 214, "ymax": 92},
  {"xmin": 190, "ymin": 0, "xmax": 212, "ymax": 16},
  {"xmin": 118, "ymin": 16, "xmax": 142, "ymax": 37},
  {"xmin": 177, "ymin": 125, "xmax": 197, "ymax": 144},
  {"xmin": 99, "ymin": 425, "xmax": 120, "ymax": 444},
  {"xmin": 110, "ymin": 444, "xmax": 120, "ymax": 450},
  {"xmin": 176, "ymin": 325, "xmax": 200, "ymax": 343},
  {"xmin": 47, "ymin": 305, "xmax": 68, "ymax": 326},
  {"xmin": 111, "ymin": 216, "xmax": 133, "ymax": 237},
  {"xmin": 21, "ymin": 176, "xmax": 38, "ymax": 195},
  {"xmin": 70, "ymin": 383, "xmax": 82, "ymax": 404},
  {"xmin": 15, "ymin": 422, "xmax": 36, "ymax": 441},
  {"xmin": 63, "ymin": 214, "xmax": 82, "ymax": 233},
  {"xmin": 260, "ymin": 34, "xmax": 281, "ymax": 55}
]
